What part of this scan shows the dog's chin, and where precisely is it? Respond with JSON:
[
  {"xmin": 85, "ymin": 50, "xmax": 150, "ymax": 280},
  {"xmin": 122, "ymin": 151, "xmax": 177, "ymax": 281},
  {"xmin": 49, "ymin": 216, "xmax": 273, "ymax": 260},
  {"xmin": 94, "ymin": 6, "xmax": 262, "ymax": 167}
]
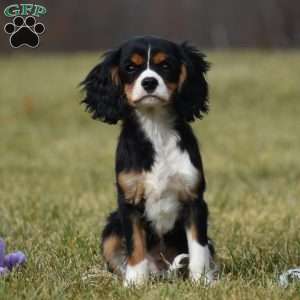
[{"xmin": 133, "ymin": 95, "xmax": 169, "ymax": 108}]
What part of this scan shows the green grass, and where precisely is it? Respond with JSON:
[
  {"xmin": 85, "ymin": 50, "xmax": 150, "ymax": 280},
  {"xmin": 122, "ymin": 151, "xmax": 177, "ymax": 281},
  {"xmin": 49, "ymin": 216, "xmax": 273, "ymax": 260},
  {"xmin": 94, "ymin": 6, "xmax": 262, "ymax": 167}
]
[{"xmin": 0, "ymin": 50, "xmax": 300, "ymax": 299}]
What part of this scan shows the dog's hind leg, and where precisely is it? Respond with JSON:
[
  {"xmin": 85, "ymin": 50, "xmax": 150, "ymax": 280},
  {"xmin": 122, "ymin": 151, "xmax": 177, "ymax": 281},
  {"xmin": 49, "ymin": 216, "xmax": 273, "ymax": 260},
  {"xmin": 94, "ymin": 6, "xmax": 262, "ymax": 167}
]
[{"xmin": 101, "ymin": 211, "xmax": 127, "ymax": 276}]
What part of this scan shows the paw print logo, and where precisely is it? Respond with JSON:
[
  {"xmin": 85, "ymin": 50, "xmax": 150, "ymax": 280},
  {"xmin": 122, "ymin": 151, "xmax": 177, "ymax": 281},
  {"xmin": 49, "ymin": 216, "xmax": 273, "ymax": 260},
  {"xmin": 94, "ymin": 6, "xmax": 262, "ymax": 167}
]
[{"xmin": 4, "ymin": 16, "xmax": 45, "ymax": 48}]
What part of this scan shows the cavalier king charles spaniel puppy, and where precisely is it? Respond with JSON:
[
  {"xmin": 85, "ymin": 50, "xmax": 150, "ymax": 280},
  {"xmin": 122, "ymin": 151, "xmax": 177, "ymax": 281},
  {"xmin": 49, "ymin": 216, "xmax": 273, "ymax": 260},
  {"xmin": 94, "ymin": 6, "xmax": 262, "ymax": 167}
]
[{"xmin": 81, "ymin": 36, "xmax": 217, "ymax": 286}]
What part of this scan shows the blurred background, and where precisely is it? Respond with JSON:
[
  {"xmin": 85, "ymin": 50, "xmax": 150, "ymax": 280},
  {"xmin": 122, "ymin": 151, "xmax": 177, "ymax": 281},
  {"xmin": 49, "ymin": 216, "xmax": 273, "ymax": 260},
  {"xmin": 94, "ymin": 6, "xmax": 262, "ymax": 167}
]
[
  {"xmin": 1, "ymin": 0, "xmax": 300, "ymax": 52},
  {"xmin": 1, "ymin": 1, "xmax": 300, "ymax": 299}
]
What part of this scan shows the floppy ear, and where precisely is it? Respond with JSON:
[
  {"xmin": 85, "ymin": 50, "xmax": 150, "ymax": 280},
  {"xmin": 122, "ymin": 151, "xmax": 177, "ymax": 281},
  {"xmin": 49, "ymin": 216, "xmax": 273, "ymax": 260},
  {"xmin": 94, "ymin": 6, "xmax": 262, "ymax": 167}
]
[
  {"xmin": 81, "ymin": 49, "xmax": 125, "ymax": 124},
  {"xmin": 175, "ymin": 42, "xmax": 210, "ymax": 122}
]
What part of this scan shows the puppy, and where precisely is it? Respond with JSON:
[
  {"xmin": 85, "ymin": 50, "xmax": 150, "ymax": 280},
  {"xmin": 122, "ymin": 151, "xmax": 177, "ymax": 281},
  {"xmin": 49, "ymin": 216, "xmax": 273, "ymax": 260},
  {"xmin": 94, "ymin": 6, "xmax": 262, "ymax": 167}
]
[{"xmin": 81, "ymin": 36, "xmax": 216, "ymax": 286}]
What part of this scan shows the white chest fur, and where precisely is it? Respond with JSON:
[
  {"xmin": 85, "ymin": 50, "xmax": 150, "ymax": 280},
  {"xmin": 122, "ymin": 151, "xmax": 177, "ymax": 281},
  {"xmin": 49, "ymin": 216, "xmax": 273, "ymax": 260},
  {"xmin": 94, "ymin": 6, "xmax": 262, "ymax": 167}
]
[{"xmin": 137, "ymin": 109, "xmax": 199, "ymax": 235}]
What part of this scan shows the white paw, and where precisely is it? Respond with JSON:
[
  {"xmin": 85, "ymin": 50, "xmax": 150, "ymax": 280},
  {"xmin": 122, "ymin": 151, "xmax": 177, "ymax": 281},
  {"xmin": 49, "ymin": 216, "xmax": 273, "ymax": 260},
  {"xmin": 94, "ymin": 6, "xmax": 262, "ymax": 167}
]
[
  {"xmin": 123, "ymin": 259, "xmax": 149, "ymax": 287},
  {"xmin": 188, "ymin": 244, "xmax": 218, "ymax": 285},
  {"xmin": 189, "ymin": 264, "xmax": 208, "ymax": 282},
  {"xmin": 189, "ymin": 260, "xmax": 219, "ymax": 285}
]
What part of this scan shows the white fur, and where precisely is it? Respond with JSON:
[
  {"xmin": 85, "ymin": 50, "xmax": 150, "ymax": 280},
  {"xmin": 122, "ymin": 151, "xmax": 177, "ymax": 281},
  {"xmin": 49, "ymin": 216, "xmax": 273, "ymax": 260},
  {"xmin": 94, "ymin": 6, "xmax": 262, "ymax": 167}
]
[
  {"xmin": 145, "ymin": 192, "xmax": 181, "ymax": 235},
  {"xmin": 169, "ymin": 254, "xmax": 190, "ymax": 272},
  {"xmin": 124, "ymin": 259, "xmax": 149, "ymax": 287},
  {"xmin": 137, "ymin": 109, "xmax": 199, "ymax": 235},
  {"xmin": 131, "ymin": 46, "xmax": 170, "ymax": 104},
  {"xmin": 186, "ymin": 229, "xmax": 212, "ymax": 283},
  {"xmin": 147, "ymin": 46, "xmax": 151, "ymax": 68}
]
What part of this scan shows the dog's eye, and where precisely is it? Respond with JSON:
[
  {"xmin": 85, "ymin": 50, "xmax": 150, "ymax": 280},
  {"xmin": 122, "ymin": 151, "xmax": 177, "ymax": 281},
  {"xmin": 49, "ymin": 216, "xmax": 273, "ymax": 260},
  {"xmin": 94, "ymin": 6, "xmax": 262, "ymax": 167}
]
[
  {"xmin": 125, "ymin": 64, "xmax": 138, "ymax": 73},
  {"xmin": 160, "ymin": 62, "xmax": 170, "ymax": 70}
]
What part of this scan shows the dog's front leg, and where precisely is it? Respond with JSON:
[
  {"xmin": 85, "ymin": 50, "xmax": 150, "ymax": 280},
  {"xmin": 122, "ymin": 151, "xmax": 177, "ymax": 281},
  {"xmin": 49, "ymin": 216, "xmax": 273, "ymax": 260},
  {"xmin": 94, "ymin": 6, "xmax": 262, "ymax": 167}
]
[
  {"xmin": 185, "ymin": 199, "xmax": 213, "ymax": 283},
  {"xmin": 120, "ymin": 205, "xmax": 149, "ymax": 287}
]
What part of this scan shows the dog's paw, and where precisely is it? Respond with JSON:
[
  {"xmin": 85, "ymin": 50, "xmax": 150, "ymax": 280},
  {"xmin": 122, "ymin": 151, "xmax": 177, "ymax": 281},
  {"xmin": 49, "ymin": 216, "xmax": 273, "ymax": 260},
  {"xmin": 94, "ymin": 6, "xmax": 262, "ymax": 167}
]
[
  {"xmin": 123, "ymin": 259, "xmax": 149, "ymax": 287},
  {"xmin": 190, "ymin": 269, "xmax": 209, "ymax": 284},
  {"xmin": 188, "ymin": 244, "xmax": 219, "ymax": 285},
  {"xmin": 189, "ymin": 259, "xmax": 219, "ymax": 285}
]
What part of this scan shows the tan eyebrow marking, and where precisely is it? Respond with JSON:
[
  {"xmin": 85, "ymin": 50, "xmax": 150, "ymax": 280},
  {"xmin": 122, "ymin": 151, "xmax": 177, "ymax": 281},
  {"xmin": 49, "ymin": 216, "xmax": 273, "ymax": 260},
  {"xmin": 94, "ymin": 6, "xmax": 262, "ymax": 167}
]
[
  {"xmin": 130, "ymin": 53, "xmax": 145, "ymax": 66},
  {"xmin": 152, "ymin": 52, "xmax": 168, "ymax": 64}
]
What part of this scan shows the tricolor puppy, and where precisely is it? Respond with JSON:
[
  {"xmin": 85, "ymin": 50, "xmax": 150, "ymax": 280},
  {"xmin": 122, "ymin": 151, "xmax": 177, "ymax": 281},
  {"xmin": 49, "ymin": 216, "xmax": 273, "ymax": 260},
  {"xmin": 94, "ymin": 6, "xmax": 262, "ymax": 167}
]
[{"xmin": 81, "ymin": 36, "xmax": 216, "ymax": 286}]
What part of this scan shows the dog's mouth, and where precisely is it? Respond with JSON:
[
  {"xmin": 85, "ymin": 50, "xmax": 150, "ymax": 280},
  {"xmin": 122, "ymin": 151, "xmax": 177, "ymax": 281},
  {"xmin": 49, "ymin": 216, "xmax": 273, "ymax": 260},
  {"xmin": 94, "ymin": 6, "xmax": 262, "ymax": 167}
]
[{"xmin": 134, "ymin": 95, "xmax": 167, "ymax": 104}]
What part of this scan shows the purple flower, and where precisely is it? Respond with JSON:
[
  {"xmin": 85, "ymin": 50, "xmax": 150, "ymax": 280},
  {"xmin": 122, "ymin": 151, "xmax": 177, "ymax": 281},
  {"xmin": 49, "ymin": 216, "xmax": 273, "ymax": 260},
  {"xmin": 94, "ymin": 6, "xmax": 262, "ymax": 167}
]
[
  {"xmin": 0, "ymin": 238, "xmax": 27, "ymax": 277},
  {"xmin": 0, "ymin": 267, "xmax": 9, "ymax": 276},
  {"xmin": 0, "ymin": 239, "xmax": 5, "ymax": 267},
  {"xmin": 4, "ymin": 251, "xmax": 27, "ymax": 271}
]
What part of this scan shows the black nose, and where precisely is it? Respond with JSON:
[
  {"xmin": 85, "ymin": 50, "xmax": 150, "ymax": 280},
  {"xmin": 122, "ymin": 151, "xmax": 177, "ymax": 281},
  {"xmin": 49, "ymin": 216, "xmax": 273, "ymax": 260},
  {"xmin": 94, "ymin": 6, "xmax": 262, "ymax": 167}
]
[{"xmin": 141, "ymin": 77, "xmax": 158, "ymax": 93}]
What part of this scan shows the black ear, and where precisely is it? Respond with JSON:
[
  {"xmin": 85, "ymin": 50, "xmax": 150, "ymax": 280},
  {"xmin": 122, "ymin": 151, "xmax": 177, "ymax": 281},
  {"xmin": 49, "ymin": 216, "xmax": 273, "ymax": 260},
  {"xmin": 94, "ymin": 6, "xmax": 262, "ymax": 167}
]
[
  {"xmin": 81, "ymin": 49, "xmax": 125, "ymax": 124},
  {"xmin": 175, "ymin": 42, "xmax": 210, "ymax": 122}
]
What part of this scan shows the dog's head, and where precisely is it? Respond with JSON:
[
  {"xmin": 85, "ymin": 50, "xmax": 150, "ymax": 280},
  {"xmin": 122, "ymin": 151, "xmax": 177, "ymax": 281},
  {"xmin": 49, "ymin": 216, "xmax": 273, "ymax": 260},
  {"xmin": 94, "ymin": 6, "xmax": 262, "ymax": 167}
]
[{"xmin": 81, "ymin": 36, "xmax": 209, "ymax": 124}]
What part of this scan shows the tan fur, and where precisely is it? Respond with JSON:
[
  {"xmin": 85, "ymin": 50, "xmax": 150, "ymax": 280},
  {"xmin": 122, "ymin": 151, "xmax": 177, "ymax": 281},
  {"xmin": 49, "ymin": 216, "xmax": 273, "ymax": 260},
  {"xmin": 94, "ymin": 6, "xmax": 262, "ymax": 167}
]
[
  {"xmin": 166, "ymin": 82, "xmax": 178, "ymax": 93},
  {"xmin": 131, "ymin": 53, "xmax": 145, "ymax": 66},
  {"xmin": 118, "ymin": 171, "xmax": 145, "ymax": 204},
  {"xmin": 179, "ymin": 183, "xmax": 199, "ymax": 202},
  {"xmin": 124, "ymin": 83, "xmax": 135, "ymax": 106},
  {"xmin": 153, "ymin": 52, "xmax": 168, "ymax": 64},
  {"xmin": 166, "ymin": 64, "xmax": 187, "ymax": 94},
  {"xmin": 189, "ymin": 223, "xmax": 198, "ymax": 240},
  {"xmin": 166, "ymin": 174, "xmax": 201, "ymax": 202},
  {"xmin": 111, "ymin": 66, "xmax": 120, "ymax": 86},
  {"xmin": 177, "ymin": 185, "xmax": 198, "ymax": 202},
  {"xmin": 178, "ymin": 64, "xmax": 187, "ymax": 90},
  {"xmin": 102, "ymin": 235, "xmax": 124, "ymax": 273},
  {"xmin": 128, "ymin": 221, "xmax": 146, "ymax": 266}
]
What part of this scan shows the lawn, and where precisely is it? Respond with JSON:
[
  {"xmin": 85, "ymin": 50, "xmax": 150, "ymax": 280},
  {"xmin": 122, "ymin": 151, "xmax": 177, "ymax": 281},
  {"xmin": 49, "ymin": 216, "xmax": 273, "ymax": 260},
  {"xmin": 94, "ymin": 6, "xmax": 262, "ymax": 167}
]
[{"xmin": 0, "ymin": 50, "xmax": 300, "ymax": 299}]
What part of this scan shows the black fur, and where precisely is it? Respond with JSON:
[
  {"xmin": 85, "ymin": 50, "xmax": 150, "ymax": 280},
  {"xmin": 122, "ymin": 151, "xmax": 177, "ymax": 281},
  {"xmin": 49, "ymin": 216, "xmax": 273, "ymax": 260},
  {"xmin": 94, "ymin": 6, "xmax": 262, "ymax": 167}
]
[
  {"xmin": 81, "ymin": 36, "xmax": 215, "ymax": 279},
  {"xmin": 175, "ymin": 42, "xmax": 210, "ymax": 121},
  {"xmin": 116, "ymin": 114, "xmax": 155, "ymax": 173},
  {"xmin": 81, "ymin": 49, "xmax": 127, "ymax": 124},
  {"xmin": 81, "ymin": 37, "xmax": 209, "ymax": 124}
]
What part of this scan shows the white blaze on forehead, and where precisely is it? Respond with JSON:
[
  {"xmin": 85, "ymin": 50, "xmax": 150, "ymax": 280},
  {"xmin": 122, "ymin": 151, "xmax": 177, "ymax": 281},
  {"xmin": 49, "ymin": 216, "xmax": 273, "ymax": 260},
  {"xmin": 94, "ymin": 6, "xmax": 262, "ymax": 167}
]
[
  {"xmin": 131, "ymin": 45, "xmax": 170, "ymax": 102},
  {"xmin": 147, "ymin": 45, "xmax": 151, "ymax": 68}
]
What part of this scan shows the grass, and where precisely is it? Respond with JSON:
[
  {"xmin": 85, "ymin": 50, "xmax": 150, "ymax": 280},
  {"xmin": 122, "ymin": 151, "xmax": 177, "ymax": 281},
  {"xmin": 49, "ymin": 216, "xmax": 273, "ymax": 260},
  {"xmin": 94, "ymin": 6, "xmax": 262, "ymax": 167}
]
[{"xmin": 0, "ymin": 50, "xmax": 300, "ymax": 299}]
